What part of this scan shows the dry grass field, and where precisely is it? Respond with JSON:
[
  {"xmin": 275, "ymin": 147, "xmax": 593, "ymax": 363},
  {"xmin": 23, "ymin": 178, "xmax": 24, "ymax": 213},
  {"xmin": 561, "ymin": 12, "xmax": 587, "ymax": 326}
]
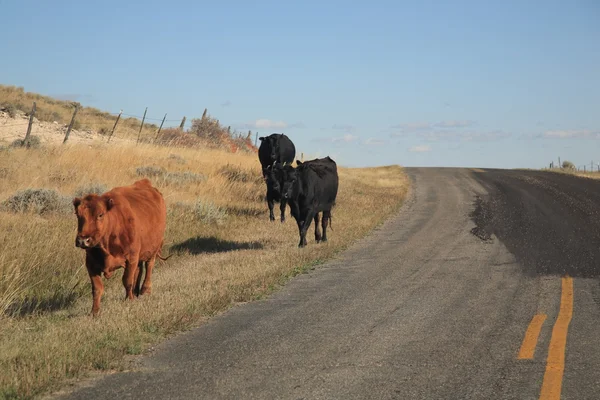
[{"xmin": 0, "ymin": 139, "xmax": 409, "ymax": 398}]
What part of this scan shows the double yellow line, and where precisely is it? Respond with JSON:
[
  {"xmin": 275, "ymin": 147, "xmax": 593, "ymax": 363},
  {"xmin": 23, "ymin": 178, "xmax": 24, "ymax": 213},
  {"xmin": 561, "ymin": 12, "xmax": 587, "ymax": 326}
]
[{"xmin": 518, "ymin": 276, "xmax": 573, "ymax": 400}]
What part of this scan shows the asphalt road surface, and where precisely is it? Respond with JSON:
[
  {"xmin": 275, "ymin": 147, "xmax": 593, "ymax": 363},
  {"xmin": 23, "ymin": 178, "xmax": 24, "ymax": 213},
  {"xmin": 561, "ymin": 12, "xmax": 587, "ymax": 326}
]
[{"xmin": 55, "ymin": 168, "xmax": 600, "ymax": 400}]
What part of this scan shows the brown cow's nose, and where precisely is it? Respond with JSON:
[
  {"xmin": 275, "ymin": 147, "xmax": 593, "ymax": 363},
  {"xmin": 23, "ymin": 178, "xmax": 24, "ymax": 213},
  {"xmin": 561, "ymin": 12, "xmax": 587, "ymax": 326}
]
[{"xmin": 76, "ymin": 236, "xmax": 92, "ymax": 248}]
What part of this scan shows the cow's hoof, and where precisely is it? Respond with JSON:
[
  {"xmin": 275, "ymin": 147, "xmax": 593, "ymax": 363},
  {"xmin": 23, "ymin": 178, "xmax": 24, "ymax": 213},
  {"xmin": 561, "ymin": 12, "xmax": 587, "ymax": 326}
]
[{"xmin": 140, "ymin": 287, "xmax": 152, "ymax": 295}]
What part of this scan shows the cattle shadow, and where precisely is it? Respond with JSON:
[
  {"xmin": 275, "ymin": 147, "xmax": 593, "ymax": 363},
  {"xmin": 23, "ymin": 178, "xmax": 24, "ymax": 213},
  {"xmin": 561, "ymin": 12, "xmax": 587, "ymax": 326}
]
[
  {"xmin": 5, "ymin": 290, "xmax": 80, "ymax": 317},
  {"xmin": 170, "ymin": 236, "xmax": 264, "ymax": 255}
]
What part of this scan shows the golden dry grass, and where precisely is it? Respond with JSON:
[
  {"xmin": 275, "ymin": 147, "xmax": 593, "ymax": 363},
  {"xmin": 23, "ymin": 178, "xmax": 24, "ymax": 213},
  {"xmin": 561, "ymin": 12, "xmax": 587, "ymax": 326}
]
[
  {"xmin": 0, "ymin": 142, "xmax": 409, "ymax": 399},
  {"xmin": 543, "ymin": 168, "xmax": 600, "ymax": 180}
]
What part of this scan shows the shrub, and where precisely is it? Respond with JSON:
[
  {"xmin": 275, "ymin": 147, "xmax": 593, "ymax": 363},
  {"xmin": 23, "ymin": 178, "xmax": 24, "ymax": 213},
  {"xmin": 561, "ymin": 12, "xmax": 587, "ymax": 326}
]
[
  {"xmin": 562, "ymin": 160, "xmax": 576, "ymax": 170},
  {"xmin": 1, "ymin": 188, "xmax": 71, "ymax": 215},
  {"xmin": 10, "ymin": 135, "xmax": 41, "ymax": 149},
  {"xmin": 162, "ymin": 171, "xmax": 206, "ymax": 186},
  {"xmin": 1, "ymin": 103, "xmax": 17, "ymax": 118},
  {"xmin": 168, "ymin": 200, "xmax": 228, "ymax": 225},
  {"xmin": 135, "ymin": 166, "xmax": 167, "ymax": 178},
  {"xmin": 73, "ymin": 183, "xmax": 108, "ymax": 197}
]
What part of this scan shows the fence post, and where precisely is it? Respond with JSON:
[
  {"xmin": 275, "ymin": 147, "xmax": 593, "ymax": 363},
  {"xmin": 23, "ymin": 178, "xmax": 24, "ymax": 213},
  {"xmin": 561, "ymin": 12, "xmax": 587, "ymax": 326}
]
[
  {"xmin": 137, "ymin": 107, "xmax": 148, "ymax": 144},
  {"xmin": 179, "ymin": 116, "xmax": 186, "ymax": 131},
  {"xmin": 62, "ymin": 104, "xmax": 80, "ymax": 144},
  {"xmin": 155, "ymin": 113, "xmax": 167, "ymax": 142},
  {"xmin": 254, "ymin": 132, "xmax": 258, "ymax": 147},
  {"xmin": 107, "ymin": 110, "xmax": 122, "ymax": 143},
  {"xmin": 558, "ymin": 157, "xmax": 561, "ymax": 168},
  {"xmin": 23, "ymin": 101, "xmax": 36, "ymax": 147},
  {"xmin": 584, "ymin": 165, "xmax": 586, "ymax": 173}
]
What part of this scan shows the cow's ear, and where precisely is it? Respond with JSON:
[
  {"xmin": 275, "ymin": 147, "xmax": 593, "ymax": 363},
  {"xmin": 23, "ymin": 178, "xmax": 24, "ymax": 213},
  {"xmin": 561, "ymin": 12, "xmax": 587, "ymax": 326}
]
[
  {"xmin": 73, "ymin": 198, "xmax": 81, "ymax": 213},
  {"xmin": 259, "ymin": 137, "xmax": 265, "ymax": 141},
  {"xmin": 105, "ymin": 197, "xmax": 115, "ymax": 210},
  {"xmin": 296, "ymin": 160, "xmax": 303, "ymax": 166}
]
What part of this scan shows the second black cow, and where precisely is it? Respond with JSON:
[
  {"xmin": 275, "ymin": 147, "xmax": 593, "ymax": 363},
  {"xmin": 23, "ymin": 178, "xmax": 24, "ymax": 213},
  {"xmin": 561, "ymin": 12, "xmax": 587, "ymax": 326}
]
[
  {"xmin": 279, "ymin": 156, "xmax": 339, "ymax": 247},
  {"xmin": 259, "ymin": 133, "xmax": 296, "ymax": 222}
]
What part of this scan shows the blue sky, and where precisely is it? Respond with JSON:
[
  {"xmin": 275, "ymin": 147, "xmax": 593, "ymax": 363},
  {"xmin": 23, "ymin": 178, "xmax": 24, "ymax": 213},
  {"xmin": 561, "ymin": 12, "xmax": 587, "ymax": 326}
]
[{"xmin": 1, "ymin": 0, "xmax": 599, "ymax": 168}]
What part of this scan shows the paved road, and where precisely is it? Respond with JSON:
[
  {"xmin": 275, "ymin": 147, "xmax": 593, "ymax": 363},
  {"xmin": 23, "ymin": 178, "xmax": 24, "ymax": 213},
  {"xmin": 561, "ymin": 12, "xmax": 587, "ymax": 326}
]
[{"xmin": 56, "ymin": 168, "xmax": 600, "ymax": 400}]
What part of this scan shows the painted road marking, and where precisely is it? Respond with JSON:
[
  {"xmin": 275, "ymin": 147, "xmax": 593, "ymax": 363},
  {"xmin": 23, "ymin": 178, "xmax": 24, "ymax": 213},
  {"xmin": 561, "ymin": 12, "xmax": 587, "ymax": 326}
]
[
  {"xmin": 518, "ymin": 314, "xmax": 547, "ymax": 359},
  {"xmin": 539, "ymin": 276, "xmax": 573, "ymax": 400}
]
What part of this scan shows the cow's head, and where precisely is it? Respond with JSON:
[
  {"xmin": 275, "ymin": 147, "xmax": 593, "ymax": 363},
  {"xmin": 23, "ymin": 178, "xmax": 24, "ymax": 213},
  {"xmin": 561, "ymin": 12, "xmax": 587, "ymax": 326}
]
[
  {"xmin": 263, "ymin": 163, "xmax": 283, "ymax": 193},
  {"xmin": 259, "ymin": 134, "xmax": 282, "ymax": 162},
  {"xmin": 72, "ymin": 194, "xmax": 114, "ymax": 249},
  {"xmin": 280, "ymin": 164, "xmax": 298, "ymax": 200}
]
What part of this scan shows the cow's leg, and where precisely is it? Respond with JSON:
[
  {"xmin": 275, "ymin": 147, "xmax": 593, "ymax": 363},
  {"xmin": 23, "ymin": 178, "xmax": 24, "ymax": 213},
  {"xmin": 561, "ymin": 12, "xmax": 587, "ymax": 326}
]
[
  {"xmin": 140, "ymin": 256, "xmax": 156, "ymax": 295},
  {"xmin": 85, "ymin": 256, "xmax": 104, "ymax": 317},
  {"xmin": 298, "ymin": 209, "xmax": 315, "ymax": 248},
  {"xmin": 122, "ymin": 256, "xmax": 139, "ymax": 300},
  {"xmin": 134, "ymin": 261, "xmax": 144, "ymax": 297},
  {"xmin": 314, "ymin": 212, "xmax": 322, "ymax": 243},
  {"xmin": 280, "ymin": 198, "xmax": 287, "ymax": 223},
  {"xmin": 321, "ymin": 210, "xmax": 331, "ymax": 242},
  {"xmin": 267, "ymin": 192, "xmax": 275, "ymax": 221}
]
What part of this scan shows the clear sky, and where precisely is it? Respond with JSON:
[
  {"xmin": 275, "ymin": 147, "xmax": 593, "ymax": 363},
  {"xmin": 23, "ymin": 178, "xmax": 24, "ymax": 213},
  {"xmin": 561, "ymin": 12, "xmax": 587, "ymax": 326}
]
[{"xmin": 1, "ymin": 0, "xmax": 599, "ymax": 168}]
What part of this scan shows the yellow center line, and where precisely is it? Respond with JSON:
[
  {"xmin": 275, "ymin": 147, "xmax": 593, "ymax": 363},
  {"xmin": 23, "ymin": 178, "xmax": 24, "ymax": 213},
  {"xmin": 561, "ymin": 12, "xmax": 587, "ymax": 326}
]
[
  {"xmin": 539, "ymin": 276, "xmax": 574, "ymax": 400},
  {"xmin": 518, "ymin": 314, "xmax": 547, "ymax": 360}
]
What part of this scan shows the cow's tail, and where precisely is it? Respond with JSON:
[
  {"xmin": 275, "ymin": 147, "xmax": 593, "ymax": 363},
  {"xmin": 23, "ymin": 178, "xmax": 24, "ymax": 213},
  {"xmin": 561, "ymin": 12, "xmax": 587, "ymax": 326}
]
[
  {"xmin": 157, "ymin": 253, "xmax": 173, "ymax": 261},
  {"xmin": 157, "ymin": 248, "xmax": 173, "ymax": 262}
]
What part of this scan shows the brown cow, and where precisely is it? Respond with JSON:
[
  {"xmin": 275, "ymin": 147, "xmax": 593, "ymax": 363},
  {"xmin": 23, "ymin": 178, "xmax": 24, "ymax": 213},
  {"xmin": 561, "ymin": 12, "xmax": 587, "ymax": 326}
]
[{"xmin": 73, "ymin": 178, "xmax": 167, "ymax": 316}]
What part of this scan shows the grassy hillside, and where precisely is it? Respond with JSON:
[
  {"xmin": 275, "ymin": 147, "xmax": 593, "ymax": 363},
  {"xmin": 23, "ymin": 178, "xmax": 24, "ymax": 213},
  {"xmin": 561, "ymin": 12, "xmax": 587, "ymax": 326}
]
[
  {"xmin": 0, "ymin": 138, "xmax": 409, "ymax": 398},
  {"xmin": 0, "ymin": 84, "xmax": 255, "ymax": 152}
]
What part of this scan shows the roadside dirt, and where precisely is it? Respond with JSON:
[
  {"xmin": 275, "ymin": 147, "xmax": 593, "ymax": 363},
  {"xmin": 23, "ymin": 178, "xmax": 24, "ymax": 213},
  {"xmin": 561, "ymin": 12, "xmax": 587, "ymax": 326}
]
[{"xmin": 0, "ymin": 110, "xmax": 128, "ymax": 146}]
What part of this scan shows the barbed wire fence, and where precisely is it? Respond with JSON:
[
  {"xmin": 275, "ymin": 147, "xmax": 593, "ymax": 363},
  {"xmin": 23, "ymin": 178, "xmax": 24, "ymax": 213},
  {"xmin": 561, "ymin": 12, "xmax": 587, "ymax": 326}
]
[
  {"xmin": 547, "ymin": 158, "xmax": 600, "ymax": 173},
  {"xmin": 0, "ymin": 101, "xmax": 258, "ymax": 148}
]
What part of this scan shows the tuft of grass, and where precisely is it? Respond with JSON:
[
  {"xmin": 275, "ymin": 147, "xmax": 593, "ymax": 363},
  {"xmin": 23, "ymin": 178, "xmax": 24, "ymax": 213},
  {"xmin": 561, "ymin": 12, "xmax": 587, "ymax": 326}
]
[
  {"xmin": 1, "ymin": 188, "xmax": 71, "ymax": 215},
  {"xmin": 135, "ymin": 165, "xmax": 166, "ymax": 178},
  {"xmin": 10, "ymin": 135, "xmax": 41, "ymax": 149},
  {"xmin": 1, "ymin": 103, "xmax": 17, "ymax": 118},
  {"xmin": 0, "ymin": 142, "xmax": 408, "ymax": 399}
]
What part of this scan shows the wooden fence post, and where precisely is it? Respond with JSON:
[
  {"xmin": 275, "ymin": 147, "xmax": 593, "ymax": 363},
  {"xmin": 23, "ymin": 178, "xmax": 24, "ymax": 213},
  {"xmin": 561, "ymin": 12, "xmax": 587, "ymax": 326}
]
[
  {"xmin": 107, "ymin": 110, "xmax": 122, "ymax": 143},
  {"xmin": 137, "ymin": 107, "xmax": 148, "ymax": 144},
  {"xmin": 62, "ymin": 104, "xmax": 80, "ymax": 144},
  {"xmin": 155, "ymin": 113, "xmax": 167, "ymax": 142},
  {"xmin": 23, "ymin": 101, "xmax": 36, "ymax": 147},
  {"xmin": 254, "ymin": 132, "xmax": 258, "ymax": 147},
  {"xmin": 179, "ymin": 116, "xmax": 186, "ymax": 131}
]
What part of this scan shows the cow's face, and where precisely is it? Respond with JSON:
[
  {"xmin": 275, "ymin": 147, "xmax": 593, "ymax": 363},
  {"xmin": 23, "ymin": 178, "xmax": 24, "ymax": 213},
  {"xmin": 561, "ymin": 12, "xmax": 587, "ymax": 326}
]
[
  {"xmin": 260, "ymin": 135, "xmax": 280, "ymax": 161},
  {"xmin": 281, "ymin": 165, "xmax": 298, "ymax": 200},
  {"xmin": 264, "ymin": 165, "xmax": 282, "ymax": 193},
  {"xmin": 73, "ymin": 195, "xmax": 114, "ymax": 249}
]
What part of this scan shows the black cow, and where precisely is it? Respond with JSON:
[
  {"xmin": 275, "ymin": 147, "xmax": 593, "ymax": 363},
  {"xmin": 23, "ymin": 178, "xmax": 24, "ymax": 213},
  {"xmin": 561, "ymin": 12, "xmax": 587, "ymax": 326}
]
[
  {"xmin": 263, "ymin": 163, "xmax": 289, "ymax": 222},
  {"xmin": 258, "ymin": 133, "xmax": 296, "ymax": 176},
  {"xmin": 279, "ymin": 157, "xmax": 339, "ymax": 247},
  {"xmin": 259, "ymin": 133, "xmax": 295, "ymax": 222}
]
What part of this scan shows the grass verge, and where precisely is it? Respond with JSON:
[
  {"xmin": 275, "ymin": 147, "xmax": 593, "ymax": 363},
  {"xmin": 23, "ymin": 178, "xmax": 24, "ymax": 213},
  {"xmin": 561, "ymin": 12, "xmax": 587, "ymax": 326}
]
[{"xmin": 0, "ymin": 143, "xmax": 409, "ymax": 399}]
